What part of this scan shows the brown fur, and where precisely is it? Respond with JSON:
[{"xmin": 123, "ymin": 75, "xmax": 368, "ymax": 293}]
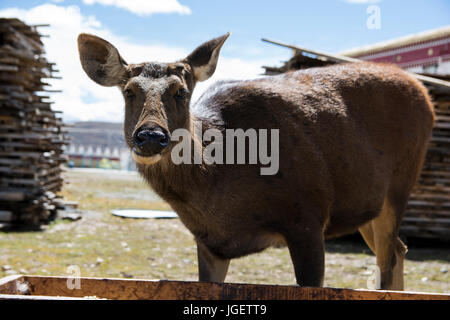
[{"xmin": 78, "ymin": 33, "xmax": 434, "ymax": 289}]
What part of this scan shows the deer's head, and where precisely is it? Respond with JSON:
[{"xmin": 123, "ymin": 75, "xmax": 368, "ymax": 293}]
[{"xmin": 78, "ymin": 33, "xmax": 230, "ymax": 165}]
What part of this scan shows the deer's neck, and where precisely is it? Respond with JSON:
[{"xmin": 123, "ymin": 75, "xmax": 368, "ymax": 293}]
[{"xmin": 137, "ymin": 115, "xmax": 218, "ymax": 205}]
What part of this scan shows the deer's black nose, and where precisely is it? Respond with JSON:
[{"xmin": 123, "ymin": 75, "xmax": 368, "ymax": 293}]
[{"xmin": 133, "ymin": 127, "xmax": 169, "ymax": 156}]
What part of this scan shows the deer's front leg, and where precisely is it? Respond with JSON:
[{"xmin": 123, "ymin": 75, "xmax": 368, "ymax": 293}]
[
  {"xmin": 197, "ymin": 241, "xmax": 230, "ymax": 282},
  {"xmin": 285, "ymin": 220, "xmax": 325, "ymax": 287}
]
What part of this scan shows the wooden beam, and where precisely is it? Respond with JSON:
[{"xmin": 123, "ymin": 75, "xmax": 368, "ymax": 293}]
[{"xmin": 0, "ymin": 275, "xmax": 449, "ymax": 300}]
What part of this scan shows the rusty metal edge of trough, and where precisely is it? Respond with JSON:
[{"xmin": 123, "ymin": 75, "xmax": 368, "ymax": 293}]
[
  {"xmin": 0, "ymin": 294, "xmax": 89, "ymax": 300},
  {"xmin": 0, "ymin": 275, "xmax": 448, "ymax": 300}
]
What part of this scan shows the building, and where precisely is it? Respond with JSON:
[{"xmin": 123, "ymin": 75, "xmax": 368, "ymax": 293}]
[
  {"xmin": 339, "ymin": 26, "xmax": 450, "ymax": 75},
  {"xmin": 65, "ymin": 144, "xmax": 125, "ymax": 170},
  {"xmin": 64, "ymin": 122, "xmax": 135, "ymax": 171}
]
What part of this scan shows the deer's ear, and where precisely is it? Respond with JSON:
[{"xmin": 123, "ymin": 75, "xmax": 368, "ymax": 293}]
[
  {"xmin": 184, "ymin": 32, "xmax": 230, "ymax": 82},
  {"xmin": 77, "ymin": 33, "xmax": 128, "ymax": 87}
]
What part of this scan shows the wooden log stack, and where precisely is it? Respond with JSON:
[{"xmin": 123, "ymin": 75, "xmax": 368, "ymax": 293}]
[
  {"xmin": 403, "ymin": 78, "xmax": 450, "ymax": 239},
  {"xmin": 0, "ymin": 18, "xmax": 69, "ymax": 225}
]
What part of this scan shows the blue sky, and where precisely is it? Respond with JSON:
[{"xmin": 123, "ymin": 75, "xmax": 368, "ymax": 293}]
[{"xmin": 0, "ymin": 0, "xmax": 449, "ymax": 122}]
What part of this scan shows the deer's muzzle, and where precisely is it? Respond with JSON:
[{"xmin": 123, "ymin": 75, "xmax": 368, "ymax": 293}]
[{"xmin": 132, "ymin": 126, "xmax": 170, "ymax": 158}]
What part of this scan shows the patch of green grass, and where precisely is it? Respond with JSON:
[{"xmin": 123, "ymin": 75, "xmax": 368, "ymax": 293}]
[{"xmin": 0, "ymin": 169, "xmax": 448, "ymax": 293}]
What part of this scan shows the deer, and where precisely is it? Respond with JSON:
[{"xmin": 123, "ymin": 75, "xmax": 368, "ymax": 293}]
[{"xmin": 77, "ymin": 32, "xmax": 434, "ymax": 290}]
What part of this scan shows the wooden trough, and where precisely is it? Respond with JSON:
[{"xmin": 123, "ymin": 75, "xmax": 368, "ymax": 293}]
[{"xmin": 0, "ymin": 275, "xmax": 448, "ymax": 300}]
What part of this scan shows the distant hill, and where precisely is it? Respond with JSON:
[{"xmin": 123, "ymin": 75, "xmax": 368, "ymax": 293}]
[
  {"xmin": 72, "ymin": 121, "xmax": 123, "ymax": 130},
  {"xmin": 67, "ymin": 121, "xmax": 127, "ymax": 149}
]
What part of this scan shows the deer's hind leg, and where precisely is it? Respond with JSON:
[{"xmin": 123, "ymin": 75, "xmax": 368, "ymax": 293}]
[
  {"xmin": 197, "ymin": 241, "xmax": 230, "ymax": 283},
  {"xmin": 359, "ymin": 198, "xmax": 407, "ymax": 291}
]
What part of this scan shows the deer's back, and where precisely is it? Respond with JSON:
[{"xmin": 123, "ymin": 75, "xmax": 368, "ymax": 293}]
[{"xmin": 191, "ymin": 62, "xmax": 434, "ymax": 241}]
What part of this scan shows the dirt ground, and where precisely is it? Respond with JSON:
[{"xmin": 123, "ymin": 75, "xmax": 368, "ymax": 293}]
[{"xmin": 0, "ymin": 169, "xmax": 448, "ymax": 293}]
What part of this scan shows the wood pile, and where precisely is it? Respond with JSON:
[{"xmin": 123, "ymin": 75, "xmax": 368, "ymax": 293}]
[
  {"xmin": 0, "ymin": 18, "xmax": 69, "ymax": 225},
  {"xmin": 263, "ymin": 52, "xmax": 333, "ymax": 75},
  {"xmin": 263, "ymin": 49, "xmax": 450, "ymax": 240},
  {"xmin": 404, "ymin": 76, "xmax": 450, "ymax": 239}
]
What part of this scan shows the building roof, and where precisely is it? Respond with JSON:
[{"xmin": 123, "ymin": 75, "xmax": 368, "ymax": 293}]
[{"xmin": 340, "ymin": 25, "xmax": 450, "ymax": 58}]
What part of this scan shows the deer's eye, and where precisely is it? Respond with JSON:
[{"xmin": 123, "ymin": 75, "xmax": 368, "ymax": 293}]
[
  {"xmin": 174, "ymin": 88, "xmax": 188, "ymax": 101},
  {"xmin": 124, "ymin": 88, "xmax": 135, "ymax": 99}
]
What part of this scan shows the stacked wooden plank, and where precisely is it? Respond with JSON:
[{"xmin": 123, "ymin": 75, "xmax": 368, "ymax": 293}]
[
  {"xmin": 403, "ymin": 77, "xmax": 450, "ymax": 239},
  {"xmin": 0, "ymin": 18, "xmax": 69, "ymax": 225},
  {"xmin": 263, "ymin": 47, "xmax": 450, "ymax": 240}
]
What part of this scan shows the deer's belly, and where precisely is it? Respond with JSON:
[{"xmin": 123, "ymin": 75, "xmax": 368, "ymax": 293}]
[
  {"xmin": 194, "ymin": 229, "xmax": 286, "ymax": 259},
  {"xmin": 324, "ymin": 209, "xmax": 380, "ymax": 238}
]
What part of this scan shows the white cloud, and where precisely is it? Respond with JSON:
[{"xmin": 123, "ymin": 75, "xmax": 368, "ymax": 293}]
[
  {"xmin": 0, "ymin": 4, "xmax": 187, "ymax": 122},
  {"xmin": 0, "ymin": 3, "xmax": 270, "ymax": 122},
  {"xmin": 192, "ymin": 57, "xmax": 270, "ymax": 103},
  {"xmin": 82, "ymin": 0, "xmax": 191, "ymax": 16}
]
